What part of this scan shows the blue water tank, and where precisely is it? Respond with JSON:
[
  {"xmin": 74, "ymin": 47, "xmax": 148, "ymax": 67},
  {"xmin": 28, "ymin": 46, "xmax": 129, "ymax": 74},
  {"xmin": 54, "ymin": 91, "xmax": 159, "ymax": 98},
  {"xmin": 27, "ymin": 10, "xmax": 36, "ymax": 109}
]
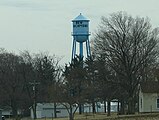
[{"xmin": 72, "ymin": 13, "xmax": 90, "ymax": 42}]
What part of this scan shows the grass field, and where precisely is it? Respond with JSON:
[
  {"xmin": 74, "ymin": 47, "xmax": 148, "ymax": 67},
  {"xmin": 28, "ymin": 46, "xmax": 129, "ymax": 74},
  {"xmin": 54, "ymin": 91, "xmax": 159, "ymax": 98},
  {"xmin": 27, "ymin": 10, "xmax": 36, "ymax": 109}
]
[{"xmin": 16, "ymin": 113, "xmax": 159, "ymax": 120}]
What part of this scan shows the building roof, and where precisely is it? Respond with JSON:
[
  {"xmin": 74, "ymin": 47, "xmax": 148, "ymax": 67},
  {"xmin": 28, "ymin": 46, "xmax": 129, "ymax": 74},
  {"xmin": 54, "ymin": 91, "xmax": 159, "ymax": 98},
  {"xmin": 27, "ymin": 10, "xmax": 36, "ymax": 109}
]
[
  {"xmin": 140, "ymin": 81, "xmax": 159, "ymax": 93},
  {"xmin": 72, "ymin": 13, "xmax": 89, "ymax": 21},
  {"xmin": 35, "ymin": 103, "xmax": 68, "ymax": 111}
]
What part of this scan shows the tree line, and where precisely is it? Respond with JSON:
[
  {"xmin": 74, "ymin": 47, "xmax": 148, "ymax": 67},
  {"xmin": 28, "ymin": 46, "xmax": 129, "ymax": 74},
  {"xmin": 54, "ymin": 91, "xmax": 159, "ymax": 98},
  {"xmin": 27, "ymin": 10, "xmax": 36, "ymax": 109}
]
[
  {"xmin": 0, "ymin": 12, "xmax": 159, "ymax": 120},
  {"xmin": 0, "ymin": 50, "xmax": 61, "ymax": 119}
]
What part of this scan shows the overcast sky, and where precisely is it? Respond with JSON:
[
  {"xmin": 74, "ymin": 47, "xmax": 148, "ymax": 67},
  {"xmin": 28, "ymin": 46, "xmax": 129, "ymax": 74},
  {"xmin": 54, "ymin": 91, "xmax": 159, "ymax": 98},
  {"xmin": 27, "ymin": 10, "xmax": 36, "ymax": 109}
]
[{"xmin": 0, "ymin": 0, "xmax": 159, "ymax": 64}]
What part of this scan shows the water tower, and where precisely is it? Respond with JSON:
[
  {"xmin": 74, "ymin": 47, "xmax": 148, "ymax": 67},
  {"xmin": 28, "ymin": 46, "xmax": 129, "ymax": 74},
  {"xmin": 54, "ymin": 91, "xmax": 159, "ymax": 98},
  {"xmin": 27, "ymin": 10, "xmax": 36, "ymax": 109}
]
[{"xmin": 71, "ymin": 13, "xmax": 91, "ymax": 60}]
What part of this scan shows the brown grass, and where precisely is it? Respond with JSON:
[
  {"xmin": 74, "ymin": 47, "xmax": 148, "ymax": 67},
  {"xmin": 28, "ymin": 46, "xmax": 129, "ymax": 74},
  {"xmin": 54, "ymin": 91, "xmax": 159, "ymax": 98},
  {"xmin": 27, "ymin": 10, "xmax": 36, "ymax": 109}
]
[
  {"xmin": 74, "ymin": 113, "xmax": 159, "ymax": 120},
  {"xmin": 8, "ymin": 113, "xmax": 159, "ymax": 120}
]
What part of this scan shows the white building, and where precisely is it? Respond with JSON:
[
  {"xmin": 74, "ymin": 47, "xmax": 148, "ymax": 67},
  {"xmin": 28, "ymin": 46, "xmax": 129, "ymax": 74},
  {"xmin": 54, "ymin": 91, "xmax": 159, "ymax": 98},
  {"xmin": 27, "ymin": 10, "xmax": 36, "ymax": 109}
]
[
  {"xmin": 83, "ymin": 102, "xmax": 118, "ymax": 113},
  {"xmin": 2, "ymin": 108, "xmax": 12, "ymax": 117},
  {"xmin": 139, "ymin": 81, "xmax": 159, "ymax": 113},
  {"xmin": 30, "ymin": 103, "xmax": 70, "ymax": 119},
  {"xmin": 31, "ymin": 102, "xmax": 118, "ymax": 118},
  {"xmin": 0, "ymin": 109, "xmax": 2, "ymax": 120}
]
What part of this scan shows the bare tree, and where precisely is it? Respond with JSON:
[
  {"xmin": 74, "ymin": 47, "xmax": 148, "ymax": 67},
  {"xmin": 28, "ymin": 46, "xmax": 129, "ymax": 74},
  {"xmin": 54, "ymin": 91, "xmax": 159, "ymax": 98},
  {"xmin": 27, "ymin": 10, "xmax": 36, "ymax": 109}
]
[
  {"xmin": 58, "ymin": 56, "xmax": 87, "ymax": 120},
  {"xmin": 92, "ymin": 12, "xmax": 159, "ymax": 114},
  {"xmin": 84, "ymin": 57, "xmax": 100, "ymax": 114},
  {"xmin": 0, "ymin": 50, "xmax": 24, "ymax": 118},
  {"xmin": 20, "ymin": 51, "xmax": 61, "ymax": 119}
]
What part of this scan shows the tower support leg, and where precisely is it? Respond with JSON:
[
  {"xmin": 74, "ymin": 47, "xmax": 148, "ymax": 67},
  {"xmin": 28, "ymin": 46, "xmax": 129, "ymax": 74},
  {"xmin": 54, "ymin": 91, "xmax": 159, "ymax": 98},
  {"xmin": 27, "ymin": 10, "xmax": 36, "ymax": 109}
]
[
  {"xmin": 71, "ymin": 39, "xmax": 76, "ymax": 60},
  {"xmin": 86, "ymin": 39, "xmax": 91, "ymax": 58},
  {"xmin": 79, "ymin": 42, "xmax": 83, "ymax": 60}
]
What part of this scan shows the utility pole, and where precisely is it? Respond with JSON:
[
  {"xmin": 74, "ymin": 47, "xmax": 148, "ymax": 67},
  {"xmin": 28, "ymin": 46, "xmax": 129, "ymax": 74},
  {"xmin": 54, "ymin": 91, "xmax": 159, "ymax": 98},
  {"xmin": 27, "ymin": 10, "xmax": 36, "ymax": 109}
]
[{"xmin": 29, "ymin": 80, "xmax": 40, "ymax": 120}]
